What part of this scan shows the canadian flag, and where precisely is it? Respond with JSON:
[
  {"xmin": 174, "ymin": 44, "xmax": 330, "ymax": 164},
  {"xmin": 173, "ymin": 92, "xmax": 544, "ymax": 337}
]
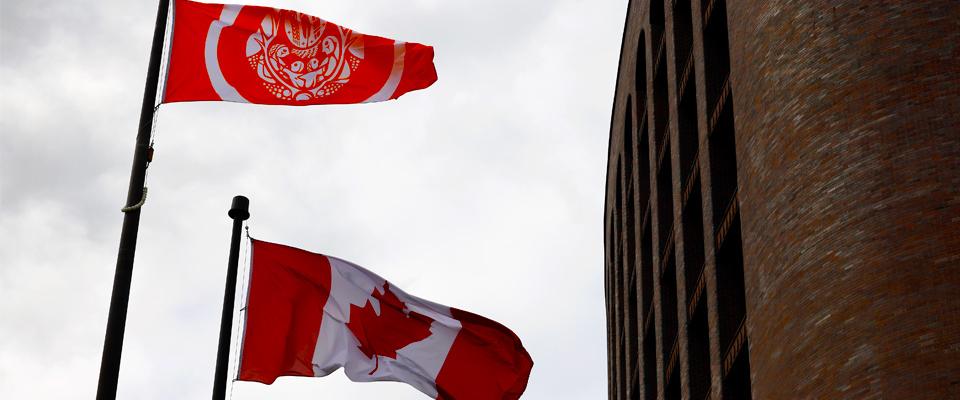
[
  {"xmin": 239, "ymin": 240, "xmax": 533, "ymax": 399},
  {"xmin": 162, "ymin": 0, "xmax": 437, "ymax": 105}
]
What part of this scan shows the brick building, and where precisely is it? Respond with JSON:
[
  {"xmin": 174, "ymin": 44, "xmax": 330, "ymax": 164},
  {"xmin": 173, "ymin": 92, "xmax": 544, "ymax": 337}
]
[{"xmin": 603, "ymin": 1, "xmax": 960, "ymax": 399}]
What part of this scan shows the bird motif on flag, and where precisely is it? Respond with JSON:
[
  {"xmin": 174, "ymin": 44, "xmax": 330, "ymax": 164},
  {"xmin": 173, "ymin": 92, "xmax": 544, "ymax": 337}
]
[{"xmin": 246, "ymin": 9, "xmax": 364, "ymax": 102}]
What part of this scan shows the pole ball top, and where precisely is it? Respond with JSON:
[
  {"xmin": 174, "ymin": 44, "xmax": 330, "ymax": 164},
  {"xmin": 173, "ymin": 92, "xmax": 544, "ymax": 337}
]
[{"xmin": 229, "ymin": 195, "xmax": 250, "ymax": 221}]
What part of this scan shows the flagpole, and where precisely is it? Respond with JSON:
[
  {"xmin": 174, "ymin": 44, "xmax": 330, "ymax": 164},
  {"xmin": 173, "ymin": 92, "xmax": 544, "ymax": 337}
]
[
  {"xmin": 214, "ymin": 196, "xmax": 250, "ymax": 400},
  {"xmin": 96, "ymin": 1, "xmax": 170, "ymax": 399}
]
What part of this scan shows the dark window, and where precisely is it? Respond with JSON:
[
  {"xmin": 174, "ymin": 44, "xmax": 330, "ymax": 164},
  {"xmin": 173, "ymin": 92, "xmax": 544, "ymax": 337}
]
[
  {"xmin": 665, "ymin": 362, "xmax": 681, "ymax": 400},
  {"xmin": 703, "ymin": 0, "xmax": 731, "ymax": 115},
  {"xmin": 613, "ymin": 160, "xmax": 623, "ymax": 399},
  {"xmin": 715, "ymin": 214, "xmax": 746, "ymax": 356},
  {"xmin": 623, "ymin": 97, "xmax": 640, "ymax": 400},
  {"xmin": 641, "ymin": 215, "xmax": 654, "ymax": 332},
  {"xmin": 660, "ymin": 250, "xmax": 678, "ymax": 378},
  {"xmin": 722, "ymin": 344, "xmax": 752, "ymax": 400},
  {"xmin": 708, "ymin": 98, "xmax": 737, "ymax": 228},
  {"xmin": 682, "ymin": 177, "xmax": 705, "ymax": 302},
  {"xmin": 673, "ymin": 0, "xmax": 694, "ymax": 89},
  {"xmin": 688, "ymin": 294, "xmax": 711, "ymax": 400},
  {"xmin": 656, "ymin": 139, "xmax": 674, "ymax": 253},
  {"xmin": 651, "ymin": 0, "xmax": 666, "ymax": 57},
  {"xmin": 641, "ymin": 218, "xmax": 656, "ymax": 400},
  {"xmin": 678, "ymin": 71, "xmax": 699, "ymax": 185},
  {"xmin": 643, "ymin": 319, "xmax": 658, "ymax": 400},
  {"xmin": 636, "ymin": 32, "xmax": 648, "ymax": 114},
  {"xmin": 653, "ymin": 55, "xmax": 669, "ymax": 156}
]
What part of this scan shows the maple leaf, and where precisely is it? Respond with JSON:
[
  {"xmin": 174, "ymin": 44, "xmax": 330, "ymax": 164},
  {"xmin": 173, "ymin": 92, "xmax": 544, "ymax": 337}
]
[{"xmin": 346, "ymin": 282, "xmax": 434, "ymax": 374}]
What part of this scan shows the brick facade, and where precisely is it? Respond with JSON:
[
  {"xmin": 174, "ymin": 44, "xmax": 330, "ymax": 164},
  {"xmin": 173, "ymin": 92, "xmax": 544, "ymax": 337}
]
[{"xmin": 605, "ymin": 1, "xmax": 960, "ymax": 399}]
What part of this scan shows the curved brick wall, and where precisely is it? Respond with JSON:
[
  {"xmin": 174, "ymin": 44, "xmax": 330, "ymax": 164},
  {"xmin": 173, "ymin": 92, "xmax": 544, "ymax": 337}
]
[{"xmin": 726, "ymin": 1, "xmax": 960, "ymax": 397}]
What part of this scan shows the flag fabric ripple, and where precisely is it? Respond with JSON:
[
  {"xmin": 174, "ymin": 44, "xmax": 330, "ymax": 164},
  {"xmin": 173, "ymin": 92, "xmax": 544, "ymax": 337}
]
[
  {"xmin": 238, "ymin": 240, "xmax": 533, "ymax": 400},
  {"xmin": 162, "ymin": 0, "xmax": 437, "ymax": 105}
]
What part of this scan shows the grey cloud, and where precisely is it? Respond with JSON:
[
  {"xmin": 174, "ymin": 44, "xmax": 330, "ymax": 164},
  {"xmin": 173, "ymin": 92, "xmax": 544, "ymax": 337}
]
[{"xmin": 0, "ymin": 0, "xmax": 625, "ymax": 398}]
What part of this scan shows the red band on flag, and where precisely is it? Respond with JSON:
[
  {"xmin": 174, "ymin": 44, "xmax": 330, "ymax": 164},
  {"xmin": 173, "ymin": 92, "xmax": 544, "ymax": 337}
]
[
  {"xmin": 238, "ymin": 240, "xmax": 331, "ymax": 383},
  {"xmin": 435, "ymin": 308, "xmax": 534, "ymax": 400},
  {"xmin": 163, "ymin": 0, "xmax": 436, "ymax": 105}
]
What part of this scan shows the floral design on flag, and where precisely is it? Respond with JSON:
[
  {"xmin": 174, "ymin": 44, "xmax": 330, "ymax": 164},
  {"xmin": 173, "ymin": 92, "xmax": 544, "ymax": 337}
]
[{"xmin": 245, "ymin": 9, "xmax": 364, "ymax": 101}]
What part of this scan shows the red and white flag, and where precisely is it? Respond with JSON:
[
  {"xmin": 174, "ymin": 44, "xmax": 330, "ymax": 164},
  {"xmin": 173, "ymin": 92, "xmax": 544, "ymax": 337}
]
[
  {"xmin": 162, "ymin": 0, "xmax": 437, "ymax": 105},
  {"xmin": 239, "ymin": 240, "xmax": 533, "ymax": 399}
]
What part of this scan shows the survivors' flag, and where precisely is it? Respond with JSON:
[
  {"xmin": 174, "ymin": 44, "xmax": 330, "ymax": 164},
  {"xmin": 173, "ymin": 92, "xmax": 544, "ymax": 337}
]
[
  {"xmin": 239, "ymin": 240, "xmax": 533, "ymax": 399},
  {"xmin": 163, "ymin": 0, "xmax": 437, "ymax": 105}
]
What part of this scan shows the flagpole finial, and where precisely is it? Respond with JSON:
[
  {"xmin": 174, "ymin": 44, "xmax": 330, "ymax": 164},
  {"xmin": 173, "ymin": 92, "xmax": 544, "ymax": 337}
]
[{"xmin": 229, "ymin": 195, "xmax": 250, "ymax": 221}]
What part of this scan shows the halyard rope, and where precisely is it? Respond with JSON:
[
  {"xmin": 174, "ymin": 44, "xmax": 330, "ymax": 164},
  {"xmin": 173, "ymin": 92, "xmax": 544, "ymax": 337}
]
[
  {"xmin": 123, "ymin": 0, "xmax": 169, "ymax": 214},
  {"xmin": 228, "ymin": 227, "xmax": 253, "ymax": 399},
  {"xmin": 120, "ymin": 104, "xmax": 161, "ymax": 213},
  {"xmin": 120, "ymin": 187, "xmax": 148, "ymax": 212}
]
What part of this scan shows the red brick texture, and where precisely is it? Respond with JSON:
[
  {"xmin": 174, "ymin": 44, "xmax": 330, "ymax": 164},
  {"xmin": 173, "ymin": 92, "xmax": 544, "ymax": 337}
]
[{"xmin": 726, "ymin": 1, "xmax": 960, "ymax": 398}]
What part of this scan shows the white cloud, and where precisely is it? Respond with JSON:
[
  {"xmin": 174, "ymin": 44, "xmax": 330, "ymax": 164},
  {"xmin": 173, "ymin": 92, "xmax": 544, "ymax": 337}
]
[{"xmin": 0, "ymin": 0, "xmax": 626, "ymax": 398}]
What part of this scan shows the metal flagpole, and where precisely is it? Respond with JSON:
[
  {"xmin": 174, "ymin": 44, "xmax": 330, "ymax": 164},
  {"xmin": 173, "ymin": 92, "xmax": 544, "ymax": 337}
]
[
  {"xmin": 96, "ymin": 1, "xmax": 170, "ymax": 399},
  {"xmin": 213, "ymin": 196, "xmax": 250, "ymax": 400}
]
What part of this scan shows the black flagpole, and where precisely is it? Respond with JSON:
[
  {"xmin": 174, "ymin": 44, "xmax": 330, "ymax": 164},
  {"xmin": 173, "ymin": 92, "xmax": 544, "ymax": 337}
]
[
  {"xmin": 96, "ymin": 1, "xmax": 170, "ymax": 399},
  {"xmin": 214, "ymin": 196, "xmax": 250, "ymax": 400}
]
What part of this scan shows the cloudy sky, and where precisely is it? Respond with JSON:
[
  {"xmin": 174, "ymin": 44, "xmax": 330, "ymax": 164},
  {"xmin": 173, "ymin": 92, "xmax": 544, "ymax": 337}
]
[{"xmin": 0, "ymin": 0, "xmax": 625, "ymax": 398}]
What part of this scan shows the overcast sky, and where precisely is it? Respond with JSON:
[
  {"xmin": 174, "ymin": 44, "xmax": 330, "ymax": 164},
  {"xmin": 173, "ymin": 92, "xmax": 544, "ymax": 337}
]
[{"xmin": 0, "ymin": 0, "xmax": 626, "ymax": 398}]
